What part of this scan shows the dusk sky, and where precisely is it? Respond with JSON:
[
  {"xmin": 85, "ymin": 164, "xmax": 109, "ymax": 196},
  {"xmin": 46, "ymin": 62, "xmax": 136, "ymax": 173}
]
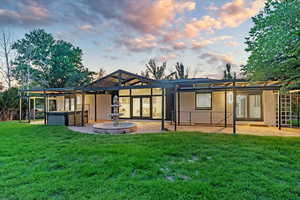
[{"xmin": 0, "ymin": 0, "xmax": 266, "ymax": 79}]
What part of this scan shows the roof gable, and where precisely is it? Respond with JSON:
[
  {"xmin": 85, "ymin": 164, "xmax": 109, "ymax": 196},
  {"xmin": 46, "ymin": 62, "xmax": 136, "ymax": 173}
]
[{"xmin": 84, "ymin": 69, "xmax": 153, "ymax": 88}]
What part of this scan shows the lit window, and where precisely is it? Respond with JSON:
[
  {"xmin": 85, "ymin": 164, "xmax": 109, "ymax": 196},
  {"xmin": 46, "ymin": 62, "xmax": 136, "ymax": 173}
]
[{"xmin": 196, "ymin": 93, "xmax": 212, "ymax": 109}]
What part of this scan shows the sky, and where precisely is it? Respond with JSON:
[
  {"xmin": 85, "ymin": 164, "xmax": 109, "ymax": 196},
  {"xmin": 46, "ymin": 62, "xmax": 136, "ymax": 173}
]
[{"xmin": 0, "ymin": 0, "xmax": 266, "ymax": 79}]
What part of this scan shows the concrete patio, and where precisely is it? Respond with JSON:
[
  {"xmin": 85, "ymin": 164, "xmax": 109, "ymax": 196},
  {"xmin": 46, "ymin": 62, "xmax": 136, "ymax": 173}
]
[{"xmin": 67, "ymin": 120, "xmax": 300, "ymax": 137}]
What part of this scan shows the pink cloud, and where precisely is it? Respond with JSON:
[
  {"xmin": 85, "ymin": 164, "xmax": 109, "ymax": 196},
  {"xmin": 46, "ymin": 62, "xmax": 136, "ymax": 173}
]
[
  {"xmin": 199, "ymin": 52, "xmax": 233, "ymax": 65},
  {"xmin": 0, "ymin": 0, "xmax": 51, "ymax": 26},
  {"xmin": 161, "ymin": 30, "xmax": 182, "ymax": 43},
  {"xmin": 219, "ymin": 0, "xmax": 265, "ymax": 27},
  {"xmin": 184, "ymin": 0, "xmax": 265, "ymax": 37},
  {"xmin": 192, "ymin": 36, "xmax": 233, "ymax": 49},
  {"xmin": 120, "ymin": 34, "xmax": 157, "ymax": 52},
  {"xmin": 156, "ymin": 53, "xmax": 177, "ymax": 62},
  {"xmin": 78, "ymin": 24, "xmax": 93, "ymax": 31},
  {"xmin": 184, "ymin": 16, "xmax": 222, "ymax": 37},
  {"xmin": 125, "ymin": 0, "xmax": 196, "ymax": 33},
  {"xmin": 173, "ymin": 41, "xmax": 186, "ymax": 50},
  {"xmin": 225, "ymin": 41, "xmax": 239, "ymax": 47}
]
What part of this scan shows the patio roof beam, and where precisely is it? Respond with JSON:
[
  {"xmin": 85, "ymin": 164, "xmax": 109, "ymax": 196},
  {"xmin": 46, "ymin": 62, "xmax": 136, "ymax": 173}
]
[
  {"xmin": 83, "ymin": 84, "xmax": 173, "ymax": 91},
  {"xmin": 178, "ymin": 85, "xmax": 281, "ymax": 91}
]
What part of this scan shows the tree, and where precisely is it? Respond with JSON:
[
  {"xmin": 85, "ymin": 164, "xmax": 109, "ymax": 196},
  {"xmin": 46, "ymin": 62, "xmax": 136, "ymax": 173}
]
[
  {"xmin": 12, "ymin": 29, "xmax": 94, "ymax": 88},
  {"xmin": 0, "ymin": 29, "xmax": 15, "ymax": 88},
  {"xmin": 140, "ymin": 70, "xmax": 150, "ymax": 78},
  {"xmin": 0, "ymin": 87, "xmax": 19, "ymax": 120},
  {"xmin": 174, "ymin": 62, "xmax": 188, "ymax": 79},
  {"xmin": 223, "ymin": 63, "xmax": 233, "ymax": 79},
  {"xmin": 145, "ymin": 59, "xmax": 175, "ymax": 80},
  {"xmin": 96, "ymin": 68, "xmax": 106, "ymax": 79},
  {"xmin": 242, "ymin": 0, "xmax": 300, "ymax": 88}
]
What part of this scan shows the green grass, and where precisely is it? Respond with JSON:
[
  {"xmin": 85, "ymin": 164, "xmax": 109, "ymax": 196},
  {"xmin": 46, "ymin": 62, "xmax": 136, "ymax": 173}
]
[{"xmin": 0, "ymin": 121, "xmax": 299, "ymax": 200}]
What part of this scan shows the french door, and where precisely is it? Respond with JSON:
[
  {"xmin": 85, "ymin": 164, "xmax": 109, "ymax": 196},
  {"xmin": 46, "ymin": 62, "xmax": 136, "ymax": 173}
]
[{"xmin": 132, "ymin": 97, "xmax": 151, "ymax": 118}]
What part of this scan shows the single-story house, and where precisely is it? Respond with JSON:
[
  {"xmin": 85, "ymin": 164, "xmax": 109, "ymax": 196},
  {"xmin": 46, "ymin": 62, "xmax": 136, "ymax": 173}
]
[{"xmin": 20, "ymin": 69, "xmax": 300, "ymax": 133}]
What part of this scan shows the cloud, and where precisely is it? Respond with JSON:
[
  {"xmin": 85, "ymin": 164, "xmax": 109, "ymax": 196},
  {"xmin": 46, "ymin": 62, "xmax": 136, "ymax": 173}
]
[
  {"xmin": 184, "ymin": 0, "xmax": 265, "ymax": 37},
  {"xmin": 78, "ymin": 24, "xmax": 93, "ymax": 31},
  {"xmin": 219, "ymin": 0, "xmax": 265, "ymax": 27},
  {"xmin": 156, "ymin": 53, "xmax": 177, "ymax": 62},
  {"xmin": 81, "ymin": 0, "xmax": 195, "ymax": 34},
  {"xmin": 0, "ymin": 0, "xmax": 52, "ymax": 26},
  {"xmin": 225, "ymin": 41, "xmax": 239, "ymax": 47},
  {"xmin": 161, "ymin": 29, "xmax": 182, "ymax": 43},
  {"xmin": 173, "ymin": 41, "xmax": 186, "ymax": 50},
  {"xmin": 192, "ymin": 36, "xmax": 233, "ymax": 49},
  {"xmin": 124, "ymin": 0, "xmax": 196, "ymax": 33},
  {"xmin": 199, "ymin": 52, "xmax": 233, "ymax": 65},
  {"xmin": 184, "ymin": 16, "xmax": 222, "ymax": 37},
  {"xmin": 119, "ymin": 34, "xmax": 157, "ymax": 52}
]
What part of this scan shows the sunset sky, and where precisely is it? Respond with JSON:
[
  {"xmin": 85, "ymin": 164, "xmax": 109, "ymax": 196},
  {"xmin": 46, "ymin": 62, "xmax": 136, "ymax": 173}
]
[{"xmin": 0, "ymin": 0, "xmax": 266, "ymax": 79}]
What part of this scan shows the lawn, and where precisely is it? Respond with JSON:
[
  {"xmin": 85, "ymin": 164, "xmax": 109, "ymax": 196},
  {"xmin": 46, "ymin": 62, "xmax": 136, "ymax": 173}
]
[{"xmin": 0, "ymin": 122, "xmax": 299, "ymax": 200}]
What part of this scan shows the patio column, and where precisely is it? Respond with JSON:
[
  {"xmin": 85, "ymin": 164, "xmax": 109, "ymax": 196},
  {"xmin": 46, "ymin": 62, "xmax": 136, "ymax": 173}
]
[
  {"xmin": 224, "ymin": 90, "xmax": 227, "ymax": 127},
  {"xmin": 297, "ymin": 93, "xmax": 300, "ymax": 127},
  {"xmin": 278, "ymin": 91, "xmax": 281, "ymax": 130},
  {"xmin": 161, "ymin": 88, "xmax": 165, "ymax": 131},
  {"xmin": 232, "ymin": 77, "xmax": 236, "ymax": 135},
  {"xmin": 43, "ymin": 91, "xmax": 47, "ymax": 125},
  {"xmin": 81, "ymin": 91, "xmax": 85, "ymax": 126},
  {"xmin": 74, "ymin": 94, "xmax": 77, "ymax": 126},
  {"xmin": 33, "ymin": 98, "xmax": 36, "ymax": 120},
  {"xmin": 19, "ymin": 95, "xmax": 22, "ymax": 122},
  {"xmin": 28, "ymin": 96, "xmax": 31, "ymax": 123},
  {"xmin": 173, "ymin": 86, "xmax": 177, "ymax": 131},
  {"xmin": 94, "ymin": 93, "xmax": 97, "ymax": 122},
  {"xmin": 177, "ymin": 91, "xmax": 180, "ymax": 125}
]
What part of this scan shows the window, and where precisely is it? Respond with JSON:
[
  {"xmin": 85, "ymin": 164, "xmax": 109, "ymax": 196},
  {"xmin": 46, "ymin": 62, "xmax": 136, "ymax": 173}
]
[
  {"xmin": 249, "ymin": 95, "xmax": 261, "ymax": 119},
  {"xmin": 131, "ymin": 88, "xmax": 151, "ymax": 96},
  {"xmin": 119, "ymin": 97, "xmax": 130, "ymax": 118},
  {"xmin": 152, "ymin": 88, "xmax": 162, "ymax": 95},
  {"xmin": 236, "ymin": 93, "xmax": 262, "ymax": 120},
  {"xmin": 236, "ymin": 95, "xmax": 247, "ymax": 118},
  {"xmin": 152, "ymin": 96, "xmax": 162, "ymax": 119},
  {"xmin": 196, "ymin": 93, "xmax": 212, "ymax": 109},
  {"xmin": 64, "ymin": 96, "xmax": 76, "ymax": 111},
  {"xmin": 48, "ymin": 100, "xmax": 57, "ymax": 111},
  {"xmin": 119, "ymin": 89, "xmax": 130, "ymax": 96}
]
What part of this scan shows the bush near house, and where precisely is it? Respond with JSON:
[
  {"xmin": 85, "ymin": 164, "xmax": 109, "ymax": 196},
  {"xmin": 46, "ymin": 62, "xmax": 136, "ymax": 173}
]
[{"xmin": 0, "ymin": 121, "xmax": 299, "ymax": 200}]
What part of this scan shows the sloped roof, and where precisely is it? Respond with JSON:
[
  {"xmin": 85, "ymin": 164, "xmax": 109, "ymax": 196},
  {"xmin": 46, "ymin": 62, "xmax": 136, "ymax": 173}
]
[{"xmin": 84, "ymin": 69, "xmax": 153, "ymax": 88}]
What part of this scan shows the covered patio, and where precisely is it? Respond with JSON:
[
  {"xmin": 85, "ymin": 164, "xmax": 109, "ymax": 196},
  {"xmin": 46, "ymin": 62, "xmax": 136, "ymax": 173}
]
[{"xmin": 20, "ymin": 69, "xmax": 300, "ymax": 135}]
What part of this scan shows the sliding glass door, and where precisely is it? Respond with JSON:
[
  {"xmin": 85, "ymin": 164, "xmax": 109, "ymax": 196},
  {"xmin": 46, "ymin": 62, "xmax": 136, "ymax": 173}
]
[
  {"xmin": 132, "ymin": 97, "xmax": 141, "ymax": 118},
  {"xmin": 118, "ymin": 88, "xmax": 163, "ymax": 119},
  {"xmin": 132, "ymin": 97, "xmax": 151, "ymax": 118},
  {"xmin": 236, "ymin": 93, "xmax": 262, "ymax": 120}
]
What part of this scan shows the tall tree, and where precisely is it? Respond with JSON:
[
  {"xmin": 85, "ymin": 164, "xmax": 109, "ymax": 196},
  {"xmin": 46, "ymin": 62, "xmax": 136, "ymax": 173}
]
[
  {"xmin": 140, "ymin": 70, "xmax": 150, "ymax": 78},
  {"xmin": 12, "ymin": 29, "xmax": 94, "ymax": 88},
  {"xmin": 145, "ymin": 59, "xmax": 175, "ymax": 80},
  {"xmin": 174, "ymin": 62, "xmax": 188, "ymax": 79},
  {"xmin": 243, "ymin": 0, "xmax": 300, "ymax": 88},
  {"xmin": 223, "ymin": 63, "xmax": 233, "ymax": 79},
  {"xmin": 0, "ymin": 30, "xmax": 15, "ymax": 88},
  {"xmin": 96, "ymin": 68, "xmax": 106, "ymax": 79}
]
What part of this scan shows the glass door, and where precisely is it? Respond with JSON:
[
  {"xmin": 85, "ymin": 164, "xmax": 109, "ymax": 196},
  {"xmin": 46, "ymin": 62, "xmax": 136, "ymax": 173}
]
[
  {"xmin": 236, "ymin": 94, "xmax": 247, "ymax": 119},
  {"xmin": 142, "ymin": 97, "xmax": 151, "ymax": 118},
  {"xmin": 131, "ymin": 97, "xmax": 151, "ymax": 119},
  {"xmin": 132, "ymin": 97, "xmax": 141, "ymax": 118}
]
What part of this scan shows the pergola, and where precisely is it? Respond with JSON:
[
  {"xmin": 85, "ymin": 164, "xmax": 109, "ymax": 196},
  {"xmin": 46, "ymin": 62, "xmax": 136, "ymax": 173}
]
[{"xmin": 19, "ymin": 69, "xmax": 300, "ymax": 133}]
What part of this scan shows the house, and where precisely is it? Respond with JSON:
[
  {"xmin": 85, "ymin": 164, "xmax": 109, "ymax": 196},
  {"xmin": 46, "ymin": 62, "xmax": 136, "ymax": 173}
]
[{"xmin": 20, "ymin": 69, "xmax": 300, "ymax": 132}]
